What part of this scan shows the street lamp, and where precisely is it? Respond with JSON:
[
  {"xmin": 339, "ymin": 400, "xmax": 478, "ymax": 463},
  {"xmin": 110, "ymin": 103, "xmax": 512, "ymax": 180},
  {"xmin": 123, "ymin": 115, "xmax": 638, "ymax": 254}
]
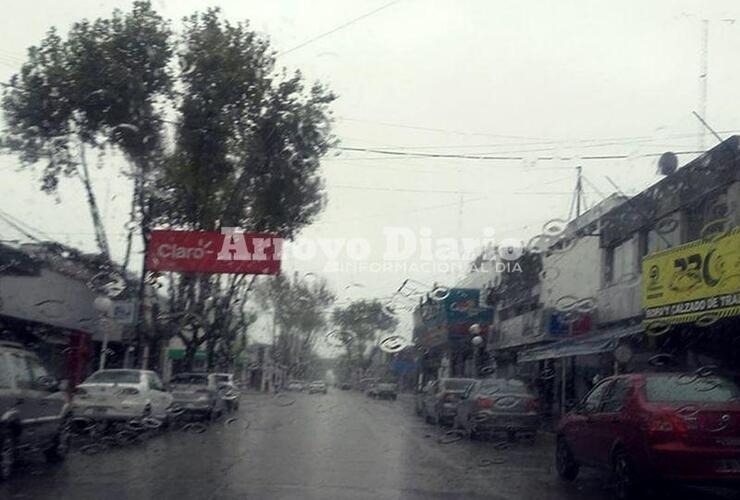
[
  {"xmin": 93, "ymin": 296, "xmax": 113, "ymax": 370},
  {"xmin": 469, "ymin": 324, "xmax": 483, "ymax": 378}
]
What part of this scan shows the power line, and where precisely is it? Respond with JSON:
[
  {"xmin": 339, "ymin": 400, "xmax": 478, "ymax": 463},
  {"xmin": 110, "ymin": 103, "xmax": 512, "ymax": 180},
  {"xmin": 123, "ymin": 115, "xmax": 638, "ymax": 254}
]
[
  {"xmin": 278, "ymin": 0, "xmax": 403, "ymax": 56},
  {"xmin": 335, "ymin": 145, "xmax": 706, "ymax": 161}
]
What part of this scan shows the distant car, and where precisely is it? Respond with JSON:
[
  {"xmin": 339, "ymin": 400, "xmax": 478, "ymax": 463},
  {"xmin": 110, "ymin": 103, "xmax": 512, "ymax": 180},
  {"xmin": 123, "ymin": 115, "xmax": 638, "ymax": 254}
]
[
  {"xmin": 368, "ymin": 381, "xmax": 398, "ymax": 400},
  {"xmin": 211, "ymin": 373, "xmax": 240, "ymax": 411},
  {"xmin": 360, "ymin": 377, "xmax": 378, "ymax": 394},
  {"xmin": 453, "ymin": 377, "xmax": 539, "ymax": 440},
  {"xmin": 286, "ymin": 380, "xmax": 305, "ymax": 391},
  {"xmin": 73, "ymin": 369, "xmax": 173, "ymax": 424},
  {"xmin": 169, "ymin": 373, "xmax": 226, "ymax": 421},
  {"xmin": 421, "ymin": 377, "xmax": 476, "ymax": 426},
  {"xmin": 339, "ymin": 383, "xmax": 352, "ymax": 390},
  {"xmin": 556, "ymin": 373, "xmax": 740, "ymax": 499},
  {"xmin": 0, "ymin": 341, "xmax": 72, "ymax": 481},
  {"xmin": 308, "ymin": 381, "xmax": 328, "ymax": 394}
]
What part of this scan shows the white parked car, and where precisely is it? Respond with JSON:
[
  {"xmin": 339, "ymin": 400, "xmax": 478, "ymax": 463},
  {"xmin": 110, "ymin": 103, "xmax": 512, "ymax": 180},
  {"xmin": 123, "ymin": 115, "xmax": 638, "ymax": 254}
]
[{"xmin": 72, "ymin": 369, "xmax": 173, "ymax": 423}]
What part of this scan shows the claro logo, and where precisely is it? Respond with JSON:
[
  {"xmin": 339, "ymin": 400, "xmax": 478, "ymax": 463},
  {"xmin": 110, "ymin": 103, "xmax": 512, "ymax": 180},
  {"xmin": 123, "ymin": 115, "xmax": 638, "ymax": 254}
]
[
  {"xmin": 157, "ymin": 240, "xmax": 214, "ymax": 260},
  {"xmin": 155, "ymin": 228, "xmax": 282, "ymax": 261}
]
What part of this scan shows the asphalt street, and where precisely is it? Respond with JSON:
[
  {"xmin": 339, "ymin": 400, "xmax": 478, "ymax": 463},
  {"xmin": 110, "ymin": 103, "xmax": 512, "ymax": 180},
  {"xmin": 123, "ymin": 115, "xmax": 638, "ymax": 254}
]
[{"xmin": 0, "ymin": 390, "xmax": 736, "ymax": 500}]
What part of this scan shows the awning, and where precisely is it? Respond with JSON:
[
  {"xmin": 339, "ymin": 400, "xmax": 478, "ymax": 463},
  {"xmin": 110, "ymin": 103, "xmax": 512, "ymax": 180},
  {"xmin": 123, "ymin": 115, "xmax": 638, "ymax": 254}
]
[{"xmin": 517, "ymin": 324, "xmax": 643, "ymax": 363}]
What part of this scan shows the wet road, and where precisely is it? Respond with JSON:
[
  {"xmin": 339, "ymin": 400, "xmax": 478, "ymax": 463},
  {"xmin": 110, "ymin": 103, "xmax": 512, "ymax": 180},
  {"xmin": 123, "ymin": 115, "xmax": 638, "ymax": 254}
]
[{"xmin": 0, "ymin": 390, "xmax": 735, "ymax": 500}]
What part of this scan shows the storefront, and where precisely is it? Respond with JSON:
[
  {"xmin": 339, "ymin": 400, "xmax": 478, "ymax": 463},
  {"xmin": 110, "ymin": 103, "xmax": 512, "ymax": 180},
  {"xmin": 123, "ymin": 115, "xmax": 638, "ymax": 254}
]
[
  {"xmin": 518, "ymin": 323, "xmax": 644, "ymax": 422},
  {"xmin": 642, "ymin": 228, "xmax": 740, "ymax": 378}
]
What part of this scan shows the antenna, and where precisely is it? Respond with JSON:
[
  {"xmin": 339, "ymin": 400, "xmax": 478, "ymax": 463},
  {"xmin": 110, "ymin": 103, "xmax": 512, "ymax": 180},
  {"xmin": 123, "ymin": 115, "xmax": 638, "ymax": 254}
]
[
  {"xmin": 698, "ymin": 19, "xmax": 709, "ymax": 150},
  {"xmin": 568, "ymin": 166, "xmax": 586, "ymax": 220}
]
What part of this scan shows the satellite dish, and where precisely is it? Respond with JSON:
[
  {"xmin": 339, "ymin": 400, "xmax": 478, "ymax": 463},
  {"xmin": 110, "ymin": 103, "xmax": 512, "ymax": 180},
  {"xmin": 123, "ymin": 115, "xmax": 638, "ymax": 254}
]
[{"xmin": 658, "ymin": 152, "xmax": 678, "ymax": 176}]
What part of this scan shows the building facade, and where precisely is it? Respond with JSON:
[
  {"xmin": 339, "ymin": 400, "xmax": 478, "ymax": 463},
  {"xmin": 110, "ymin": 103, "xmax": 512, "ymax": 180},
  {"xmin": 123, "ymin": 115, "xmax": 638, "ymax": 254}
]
[{"xmin": 483, "ymin": 137, "xmax": 740, "ymax": 423}]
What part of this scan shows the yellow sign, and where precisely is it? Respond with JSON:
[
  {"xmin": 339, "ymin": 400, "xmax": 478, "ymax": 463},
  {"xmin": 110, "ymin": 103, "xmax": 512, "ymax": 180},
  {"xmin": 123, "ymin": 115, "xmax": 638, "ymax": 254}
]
[{"xmin": 642, "ymin": 227, "xmax": 740, "ymax": 326}]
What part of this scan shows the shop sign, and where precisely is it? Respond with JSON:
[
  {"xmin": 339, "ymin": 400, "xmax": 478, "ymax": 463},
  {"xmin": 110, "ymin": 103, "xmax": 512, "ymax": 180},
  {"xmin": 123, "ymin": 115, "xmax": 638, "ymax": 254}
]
[{"xmin": 642, "ymin": 228, "xmax": 740, "ymax": 326}]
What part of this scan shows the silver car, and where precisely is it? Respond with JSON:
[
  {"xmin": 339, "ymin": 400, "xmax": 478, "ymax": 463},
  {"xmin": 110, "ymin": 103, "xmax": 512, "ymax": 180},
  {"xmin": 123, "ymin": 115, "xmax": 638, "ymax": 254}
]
[
  {"xmin": 453, "ymin": 378, "xmax": 539, "ymax": 441},
  {"xmin": 169, "ymin": 373, "xmax": 226, "ymax": 421},
  {"xmin": 0, "ymin": 341, "xmax": 71, "ymax": 481},
  {"xmin": 420, "ymin": 378, "xmax": 476, "ymax": 426}
]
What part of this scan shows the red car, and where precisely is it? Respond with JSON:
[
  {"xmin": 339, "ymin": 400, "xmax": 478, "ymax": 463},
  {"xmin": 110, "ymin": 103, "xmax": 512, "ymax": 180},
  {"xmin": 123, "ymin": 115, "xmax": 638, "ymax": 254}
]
[{"xmin": 556, "ymin": 372, "xmax": 740, "ymax": 499}]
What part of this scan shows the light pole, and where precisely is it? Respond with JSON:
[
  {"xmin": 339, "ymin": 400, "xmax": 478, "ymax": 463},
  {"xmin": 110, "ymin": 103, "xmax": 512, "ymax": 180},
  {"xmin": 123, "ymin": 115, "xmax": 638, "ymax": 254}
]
[{"xmin": 469, "ymin": 323, "xmax": 483, "ymax": 378}]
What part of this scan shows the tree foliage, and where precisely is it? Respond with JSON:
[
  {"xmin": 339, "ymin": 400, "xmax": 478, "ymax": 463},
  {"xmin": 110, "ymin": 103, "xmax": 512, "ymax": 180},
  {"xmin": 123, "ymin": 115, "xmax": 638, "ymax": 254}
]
[
  {"xmin": 332, "ymin": 299, "xmax": 398, "ymax": 373},
  {"xmin": 1, "ymin": 2, "xmax": 337, "ymax": 372},
  {"xmin": 255, "ymin": 273, "xmax": 335, "ymax": 378}
]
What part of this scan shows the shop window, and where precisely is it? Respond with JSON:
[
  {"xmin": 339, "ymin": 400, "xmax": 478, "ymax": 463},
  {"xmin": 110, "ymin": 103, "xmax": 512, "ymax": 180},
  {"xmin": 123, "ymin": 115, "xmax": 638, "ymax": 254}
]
[
  {"xmin": 603, "ymin": 246, "xmax": 615, "ymax": 286},
  {"xmin": 638, "ymin": 230, "xmax": 648, "ymax": 265},
  {"xmin": 0, "ymin": 354, "xmax": 11, "ymax": 389},
  {"xmin": 9, "ymin": 354, "xmax": 33, "ymax": 390}
]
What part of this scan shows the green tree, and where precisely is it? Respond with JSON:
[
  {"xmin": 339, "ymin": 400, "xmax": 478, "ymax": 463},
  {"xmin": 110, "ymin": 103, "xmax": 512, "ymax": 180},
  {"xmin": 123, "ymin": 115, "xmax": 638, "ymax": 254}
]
[
  {"xmin": 149, "ymin": 9, "xmax": 336, "ymax": 371},
  {"xmin": 256, "ymin": 273, "xmax": 335, "ymax": 379},
  {"xmin": 2, "ymin": 4, "xmax": 336, "ymax": 371},
  {"xmin": 1, "ymin": 1, "xmax": 173, "ymax": 263},
  {"xmin": 332, "ymin": 299, "xmax": 398, "ymax": 380}
]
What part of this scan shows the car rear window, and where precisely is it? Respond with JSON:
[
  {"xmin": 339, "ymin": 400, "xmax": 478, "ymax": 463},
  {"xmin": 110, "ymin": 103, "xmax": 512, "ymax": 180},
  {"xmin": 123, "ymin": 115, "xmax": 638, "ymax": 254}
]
[
  {"xmin": 479, "ymin": 378, "xmax": 528, "ymax": 395},
  {"xmin": 645, "ymin": 375, "xmax": 740, "ymax": 403},
  {"xmin": 87, "ymin": 370, "xmax": 141, "ymax": 384},
  {"xmin": 172, "ymin": 374, "xmax": 208, "ymax": 385},
  {"xmin": 442, "ymin": 379, "xmax": 475, "ymax": 390}
]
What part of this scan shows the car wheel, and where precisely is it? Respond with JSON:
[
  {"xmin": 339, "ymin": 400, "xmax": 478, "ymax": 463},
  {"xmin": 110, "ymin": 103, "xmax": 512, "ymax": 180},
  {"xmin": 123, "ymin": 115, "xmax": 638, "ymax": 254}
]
[
  {"xmin": 613, "ymin": 450, "xmax": 641, "ymax": 500},
  {"xmin": 45, "ymin": 417, "xmax": 71, "ymax": 463},
  {"xmin": 0, "ymin": 430, "xmax": 15, "ymax": 482},
  {"xmin": 465, "ymin": 417, "xmax": 478, "ymax": 440},
  {"xmin": 424, "ymin": 407, "xmax": 433, "ymax": 424},
  {"xmin": 555, "ymin": 437, "xmax": 579, "ymax": 481}
]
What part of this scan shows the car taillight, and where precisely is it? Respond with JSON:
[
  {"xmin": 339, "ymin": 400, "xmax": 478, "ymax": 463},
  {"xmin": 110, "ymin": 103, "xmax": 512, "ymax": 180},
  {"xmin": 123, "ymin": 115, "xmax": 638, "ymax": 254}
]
[
  {"xmin": 441, "ymin": 393, "xmax": 454, "ymax": 402},
  {"xmin": 526, "ymin": 399, "xmax": 539, "ymax": 412},
  {"xmin": 478, "ymin": 397, "xmax": 493, "ymax": 409},
  {"xmin": 647, "ymin": 412, "xmax": 688, "ymax": 441},
  {"xmin": 118, "ymin": 387, "xmax": 140, "ymax": 395}
]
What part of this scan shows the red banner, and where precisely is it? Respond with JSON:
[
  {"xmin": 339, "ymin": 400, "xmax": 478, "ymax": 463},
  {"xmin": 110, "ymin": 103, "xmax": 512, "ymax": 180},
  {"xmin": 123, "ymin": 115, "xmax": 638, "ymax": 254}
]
[{"xmin": 146, "ymin": 229, "xmax": 282, "ymax": 274}]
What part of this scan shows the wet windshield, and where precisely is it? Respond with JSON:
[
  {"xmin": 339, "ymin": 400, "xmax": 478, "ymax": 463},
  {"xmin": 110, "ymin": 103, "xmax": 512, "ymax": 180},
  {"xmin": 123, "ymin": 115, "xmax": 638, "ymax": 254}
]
[
  {"xmin": 171, "ymin": 374, "xmax": 209, "ymax": 386},
  {"xmin": 2, "ymin": 2, "xmax": 740, "ymax": 499},
  {"xmin": 85, "ymin": 371, "xmax": 140, "ymax": 384},
  {"xmin": 645, "ymin": 376, "xmax": 740, "ymax": 403},
  {"xmin": 479, "ymin": 379, "xmax": 529, "ymax": 394},
  {"xmin": 442, "ymin": 379, "xmax": 476, "ymax": 391}
]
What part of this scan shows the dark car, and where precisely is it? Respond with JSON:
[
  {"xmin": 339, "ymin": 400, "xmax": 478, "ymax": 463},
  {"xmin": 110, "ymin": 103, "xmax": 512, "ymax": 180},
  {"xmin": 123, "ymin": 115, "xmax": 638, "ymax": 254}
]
[
  {"xmin": 0, "ymin": 341, "xmax": 71, "ymax": 481},
  {"xmin": 453, "ymin": 377, "xmax": 539, "ymax": 440},
  {"xmin": 556, "ymin": 372, "xmax": 740, "ymax": 499},
  {"xmin": 420, "ymin": 377, "xmax": 476, "ymax": 426}
]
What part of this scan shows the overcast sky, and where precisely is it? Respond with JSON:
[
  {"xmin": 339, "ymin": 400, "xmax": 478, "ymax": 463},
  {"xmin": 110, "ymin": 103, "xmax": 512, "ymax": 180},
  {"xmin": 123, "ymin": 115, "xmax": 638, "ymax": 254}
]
[{"xmin": 2, "ymin": 0, "xmax": 740, "ymax": 346}]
